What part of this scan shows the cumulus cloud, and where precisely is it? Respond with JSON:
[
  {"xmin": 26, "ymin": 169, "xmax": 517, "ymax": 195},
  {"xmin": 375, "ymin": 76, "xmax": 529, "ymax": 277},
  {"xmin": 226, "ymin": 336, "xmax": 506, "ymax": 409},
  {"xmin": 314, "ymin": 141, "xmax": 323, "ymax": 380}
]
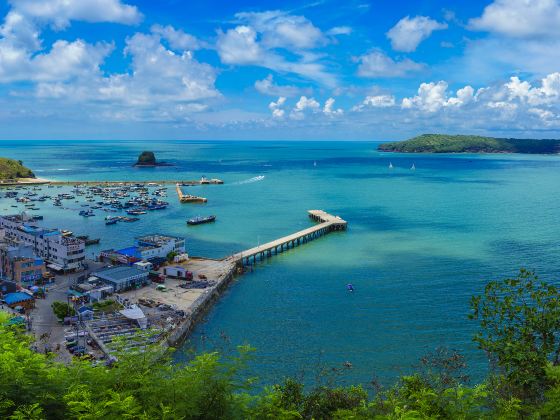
[
  {"xmin": 216, "ymin": 10, "xmax": 335, "ymax": 86},
  {"xmin": 8, "ymin": 0, "xmax": 142, "ymax": 29},
  {"xmin": 352, "ymin": 95, "xmax": 396, "ymax": 111},
  {"xmin": 323, "ymin": 98, "xmax": 343, "ymax": 116},
  {"xmin": 469, "ymin": 0, "xmax": 560, "ymax": 38},
  {"xmin": 402, "ymin": 81, "xmax": 478, "ymax": 112},
  {"xmin": 357, "ymin": 50, "xmax": 424, "ymax": 78},
  {"xmin": 387, "ymin": 16, "xmax": 447, "ymax": 52},
  {"xmin": 269, "ymin": 96, "xmax": 287, "ymax": 118}
]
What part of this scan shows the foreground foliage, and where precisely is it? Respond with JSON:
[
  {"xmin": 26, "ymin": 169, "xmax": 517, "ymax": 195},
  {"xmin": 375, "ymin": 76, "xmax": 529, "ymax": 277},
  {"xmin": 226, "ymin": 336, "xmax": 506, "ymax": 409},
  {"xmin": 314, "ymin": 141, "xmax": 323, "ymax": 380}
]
[
  {"xmin": 0, "ymin": 157, "xmax": 34, "ymax": 180},
  {"xmin": 2, "ymin": 270, "xmax": 560, "ymax": 419}
]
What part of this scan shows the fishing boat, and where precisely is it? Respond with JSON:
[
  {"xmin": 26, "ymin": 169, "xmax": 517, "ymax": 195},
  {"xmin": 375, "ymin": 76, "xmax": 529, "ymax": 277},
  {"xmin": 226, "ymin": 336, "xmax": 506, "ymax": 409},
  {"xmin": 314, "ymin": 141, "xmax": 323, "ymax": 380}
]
[
  {"xmin": 105, "ymin": 218, "xmax": 118, "ymax": 225},
  {"xmin": 126, "ymin": 209, "xmax": 146, "ymax": 215},
  {"xmin": 61, "ymin": 230, "xmax": 73, "ymax": 237},
  {"xmin": 79, "ymin": 210, "xmax": 95, "ymax": 217},
  {"xmin": 187, "ymin": 215, "xmax": 216, "ymax": 225}
]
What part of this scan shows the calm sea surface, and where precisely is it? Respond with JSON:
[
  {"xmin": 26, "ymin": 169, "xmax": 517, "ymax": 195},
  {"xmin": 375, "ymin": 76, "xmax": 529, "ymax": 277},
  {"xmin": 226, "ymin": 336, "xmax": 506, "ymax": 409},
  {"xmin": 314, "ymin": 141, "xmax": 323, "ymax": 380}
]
[{"xmin": 2, "ymin": 140, "xmax": 560, "ymax": 386}]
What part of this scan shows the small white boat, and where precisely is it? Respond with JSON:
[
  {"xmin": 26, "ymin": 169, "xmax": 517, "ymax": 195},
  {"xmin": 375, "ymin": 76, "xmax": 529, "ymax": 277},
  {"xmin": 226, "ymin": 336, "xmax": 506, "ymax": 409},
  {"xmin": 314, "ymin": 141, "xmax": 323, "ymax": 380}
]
[
  {"xmin": 389, "ymin": 162, "xmax": 393, "ymax": 169},
  {"xmin": 411, "ymin": 163, "xmax": 416, "ymax": 170},
  {"xmin": 313, "ymin": 161, "xmax": 317, "ymax": 167}
]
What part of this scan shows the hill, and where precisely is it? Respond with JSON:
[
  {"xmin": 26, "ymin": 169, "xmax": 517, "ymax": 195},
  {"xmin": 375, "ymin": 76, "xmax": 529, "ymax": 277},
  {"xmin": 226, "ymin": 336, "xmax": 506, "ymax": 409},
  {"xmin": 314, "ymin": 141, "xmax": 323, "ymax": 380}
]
[
  {"xmin": 378, "ymin": 134, "xmax": 560, "ymax": 154},
  {"xmin": 133, "ymin": 151, "xmax": 173, "ymax": 167},
  {"xmin": 0, "ymin": 158, "xmax": 35, "ymax": 179}
]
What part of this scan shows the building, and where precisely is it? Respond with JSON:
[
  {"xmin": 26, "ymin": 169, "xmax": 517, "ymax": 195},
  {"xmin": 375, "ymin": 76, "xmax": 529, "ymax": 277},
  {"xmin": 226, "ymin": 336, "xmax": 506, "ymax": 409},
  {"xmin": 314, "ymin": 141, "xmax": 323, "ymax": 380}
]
[
  {"xmin": 0, "ymin": 242, "xmax": 46, "ymax": 286},
  {"xmin": 0, "ymin": 215, "xmax": 85, "ymax": 271},
  {"xmin": 100, "ymin": 234, "xmax": 185, "ymax": 264},
  {"xmin": 4, "ymin": 291, "xmax": 34, "ymax": 310},
  {"xmin": 92, "ymin": 266, "xmax": 150, "ymax": 292}
]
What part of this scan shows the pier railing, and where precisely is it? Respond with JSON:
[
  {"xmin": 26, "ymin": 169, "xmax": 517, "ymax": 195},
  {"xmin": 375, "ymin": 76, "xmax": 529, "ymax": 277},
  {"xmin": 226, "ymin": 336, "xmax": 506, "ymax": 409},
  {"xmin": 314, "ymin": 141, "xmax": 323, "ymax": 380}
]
[{"xmin": 226, "ymin": 210, "xmax": 346, "ymax": 266}]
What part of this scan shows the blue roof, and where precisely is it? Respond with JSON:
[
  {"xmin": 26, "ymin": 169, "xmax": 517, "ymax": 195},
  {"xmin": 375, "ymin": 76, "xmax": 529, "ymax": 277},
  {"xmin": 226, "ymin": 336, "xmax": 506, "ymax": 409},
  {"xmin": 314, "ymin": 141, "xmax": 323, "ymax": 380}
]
[
  {"xmin": 4, "ymin": 292, "xmax": 33, "ymax": 305},
  {"xmin": 116, "ymin": 246, "xmax": 141, "ymax": 259}
]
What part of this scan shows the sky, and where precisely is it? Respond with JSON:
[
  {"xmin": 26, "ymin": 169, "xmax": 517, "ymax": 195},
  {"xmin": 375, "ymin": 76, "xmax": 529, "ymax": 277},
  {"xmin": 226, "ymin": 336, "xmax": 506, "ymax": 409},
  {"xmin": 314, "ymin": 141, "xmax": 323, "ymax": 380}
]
[{"xmin": 0, "ymin": 0, "xmax": 559, "ymax": 140}]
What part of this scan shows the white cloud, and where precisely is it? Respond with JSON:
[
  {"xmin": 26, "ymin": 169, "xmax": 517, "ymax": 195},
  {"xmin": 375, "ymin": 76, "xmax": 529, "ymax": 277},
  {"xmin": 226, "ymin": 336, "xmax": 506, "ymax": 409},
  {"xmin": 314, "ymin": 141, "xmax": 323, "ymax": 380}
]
[
  {"xmin": 353, "ymin": 95, "xmax": 396, "ymax": 111},
  {"xmin": 402, "ymin": 82, "xmax": 477, "ymax": 112},
  {"xmin": 9, "ymin": 0, "xmax": 142, "ymax": 29},
  {"xmin": 235, "ymin": 10, "xmax": 326, "ymax": 50},
  {"xmin": 323, "ymin": 97, "xmax": 343, "ymax": 116},
  {"xmin": 151, "ymin": 24, "xmax": 203, "ymax": 51},
  {"xmin": 327, "ymin": 26, "xmax": 352, "ymax": 36},
  {"xmin": 504, "ymin": 73, "xmax": 560, "ymax": 105},
  {"xmin": 357, "ymin": 50, "xmax": 424, "ymax": 78},
  {"xmin": 255, "ymin": 74, "xmax": 309, "ymax": 97},
  {"xmin": 387, "ymin": 16, "xmax": 447, "ymax": 52},
  {"xmin": 469, "ymin": 0, "xmax": 560, "ymax": 38},
  {"xmin": 269, "ymin": 96, "xmax": 287, "ymax": 118},
  {"xmin": 216, "ymin": 11, "xmax": 336, "ymax": 86},
  {"xmin": 290, "ymin": 95, "xmax": 320, "ymax": 119}
]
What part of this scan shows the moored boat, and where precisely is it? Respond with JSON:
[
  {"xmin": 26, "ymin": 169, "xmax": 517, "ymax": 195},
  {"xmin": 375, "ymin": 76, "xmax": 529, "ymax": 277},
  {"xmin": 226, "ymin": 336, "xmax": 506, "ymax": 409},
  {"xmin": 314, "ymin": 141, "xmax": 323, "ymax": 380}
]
[{"xmin": 187, "ymin": 215, "xmax": 216, "ymax": 225}]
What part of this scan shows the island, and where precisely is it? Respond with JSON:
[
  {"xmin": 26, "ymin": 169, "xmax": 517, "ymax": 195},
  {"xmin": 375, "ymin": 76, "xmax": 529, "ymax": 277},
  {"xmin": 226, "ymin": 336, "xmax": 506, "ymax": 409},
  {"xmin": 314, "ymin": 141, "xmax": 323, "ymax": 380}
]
[
  {"xmin": 133, "ymin": 151, "xmax": 173, "ymax": 167},
  {"xmin": 378, "ymin": 134, "xmax": 560, "ymax": 154},
  {"xmin": 0, "ymin": 158, "xmax": 39, "ymax": 184}
]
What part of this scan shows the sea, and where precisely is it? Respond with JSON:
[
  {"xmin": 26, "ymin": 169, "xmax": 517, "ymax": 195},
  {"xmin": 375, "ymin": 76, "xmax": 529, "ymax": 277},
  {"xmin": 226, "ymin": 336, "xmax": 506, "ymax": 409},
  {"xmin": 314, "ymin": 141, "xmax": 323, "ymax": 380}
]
[{"xmin": 1, "ymin": 139, "xmax": 560, "ymax": 388}]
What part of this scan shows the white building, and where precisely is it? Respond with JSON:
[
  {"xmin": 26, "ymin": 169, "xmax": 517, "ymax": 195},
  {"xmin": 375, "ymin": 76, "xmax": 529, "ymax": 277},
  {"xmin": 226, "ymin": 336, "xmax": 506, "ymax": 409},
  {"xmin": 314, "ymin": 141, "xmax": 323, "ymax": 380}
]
[
  {"xmin": 135, "ymin": 234, "xmax": 186, "ymax": 259},
  {"xmin": 0, "ymin": 215, "xmax": 86, "ymax": 271}
]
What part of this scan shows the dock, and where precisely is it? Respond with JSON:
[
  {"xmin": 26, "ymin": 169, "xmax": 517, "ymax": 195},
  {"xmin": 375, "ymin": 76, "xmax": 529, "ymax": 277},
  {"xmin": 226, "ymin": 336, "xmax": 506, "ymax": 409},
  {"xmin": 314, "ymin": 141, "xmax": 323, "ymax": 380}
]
[
  {"xmin": 176, "ymin": 183, "xmax": 207, "ymax": 203},
  {"xmin": 46, "ymin": 178, "xmax": 223, "ymax": 187},
  {"xmin": 226, "ymin": 210, "xmax": 347, "ymax": 266}
]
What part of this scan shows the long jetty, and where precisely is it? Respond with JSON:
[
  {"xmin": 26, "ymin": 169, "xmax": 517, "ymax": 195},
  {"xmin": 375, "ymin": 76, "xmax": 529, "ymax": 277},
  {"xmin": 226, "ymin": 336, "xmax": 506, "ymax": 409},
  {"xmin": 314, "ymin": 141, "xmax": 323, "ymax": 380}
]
[{"xmin": 226, "ymin": 210, "xmax": 347, "ymax": 266}]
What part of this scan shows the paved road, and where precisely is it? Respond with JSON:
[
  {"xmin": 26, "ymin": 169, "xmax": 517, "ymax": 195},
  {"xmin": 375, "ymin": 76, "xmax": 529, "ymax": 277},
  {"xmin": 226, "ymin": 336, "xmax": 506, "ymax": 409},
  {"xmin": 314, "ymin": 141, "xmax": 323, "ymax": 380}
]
[{"xmin": 29, "ymin": 259, "xmax": 108, "ymax": 362}]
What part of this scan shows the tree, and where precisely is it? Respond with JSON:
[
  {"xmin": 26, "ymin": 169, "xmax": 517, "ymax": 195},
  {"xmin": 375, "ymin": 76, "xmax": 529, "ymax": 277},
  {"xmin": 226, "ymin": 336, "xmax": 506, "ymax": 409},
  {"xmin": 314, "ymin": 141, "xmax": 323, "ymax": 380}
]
[
  {"xmin": 470, "ymin": 269, "xmax": 560, "ymax": 402},
  {"xmin": 51, "ymin": 301, "xmax": 75, "ymax": 320}
]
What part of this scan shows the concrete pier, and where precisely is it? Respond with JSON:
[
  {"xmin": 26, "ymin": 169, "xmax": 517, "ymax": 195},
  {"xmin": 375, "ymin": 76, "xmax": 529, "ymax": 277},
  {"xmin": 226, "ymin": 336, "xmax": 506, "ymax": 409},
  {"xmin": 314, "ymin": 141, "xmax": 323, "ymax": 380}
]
[
  {"xmin": 226, "ymin": 210, "xmax": 347, "ymax": 266},
  {"xmin": 176, "ymin": 183, "xmax": 207, "ymax": 203}
]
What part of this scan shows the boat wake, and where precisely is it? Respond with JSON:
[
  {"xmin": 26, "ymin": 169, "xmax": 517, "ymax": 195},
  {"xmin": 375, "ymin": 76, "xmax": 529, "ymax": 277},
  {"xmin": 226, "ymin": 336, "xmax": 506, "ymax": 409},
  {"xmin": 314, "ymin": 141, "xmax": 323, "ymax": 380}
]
[{"xmin": 232, "ymin": 175, "xmax": 265, "ymax": 185}]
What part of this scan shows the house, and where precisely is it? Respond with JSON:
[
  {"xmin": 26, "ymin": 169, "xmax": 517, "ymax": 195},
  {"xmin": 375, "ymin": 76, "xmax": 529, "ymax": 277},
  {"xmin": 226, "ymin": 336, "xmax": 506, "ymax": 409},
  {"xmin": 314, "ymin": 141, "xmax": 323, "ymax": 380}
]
[
  {"xmin": 4, "ymin": 291, "xmax": 34, "ymax": 310},
  {"xmin": 92, "ymin": 266, "xmax": 150, "ymax": 292}
]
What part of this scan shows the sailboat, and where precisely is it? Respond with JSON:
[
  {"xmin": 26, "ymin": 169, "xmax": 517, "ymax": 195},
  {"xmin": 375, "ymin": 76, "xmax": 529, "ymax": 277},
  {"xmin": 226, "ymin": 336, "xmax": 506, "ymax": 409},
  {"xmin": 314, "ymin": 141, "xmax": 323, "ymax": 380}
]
[
  {"xmin": 313, "ymin": 161, "xmax": 317, "ymax": 167},
  {"xmin": 389, "ymin": 162, "xmax": 393, "ymax": 169},
  {"xmin": 411, "ymin": 163, "xmax": 416, "ymax": 170}
]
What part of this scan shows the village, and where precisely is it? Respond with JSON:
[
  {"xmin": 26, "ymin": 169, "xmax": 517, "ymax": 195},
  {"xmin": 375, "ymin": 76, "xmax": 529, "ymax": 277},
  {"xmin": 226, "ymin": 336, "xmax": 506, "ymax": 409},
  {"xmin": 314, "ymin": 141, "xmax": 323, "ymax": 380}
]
[{"xmin": 0, "ymin": 212, "xmax": 237, "ymax": 362}]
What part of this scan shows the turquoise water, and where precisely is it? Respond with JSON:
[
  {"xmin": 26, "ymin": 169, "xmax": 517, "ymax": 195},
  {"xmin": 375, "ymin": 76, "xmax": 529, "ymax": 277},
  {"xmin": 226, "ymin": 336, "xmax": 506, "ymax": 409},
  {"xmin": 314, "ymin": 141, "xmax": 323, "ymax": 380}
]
[{"xmin": 2, "ymin": 140, "xmax": 560, "ymax": 386}]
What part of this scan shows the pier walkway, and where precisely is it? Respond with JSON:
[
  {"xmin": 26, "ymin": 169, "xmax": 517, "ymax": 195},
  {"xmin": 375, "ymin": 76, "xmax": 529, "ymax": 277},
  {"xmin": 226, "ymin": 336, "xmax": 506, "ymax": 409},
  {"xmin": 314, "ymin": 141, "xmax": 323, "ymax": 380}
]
[
  {"xmin": 226, "ymin": 210, "xmax": 347, "ymax": 266},
  {"xmin": 176, "ymin": 183, "xmax": 207, "ymax": 203}
]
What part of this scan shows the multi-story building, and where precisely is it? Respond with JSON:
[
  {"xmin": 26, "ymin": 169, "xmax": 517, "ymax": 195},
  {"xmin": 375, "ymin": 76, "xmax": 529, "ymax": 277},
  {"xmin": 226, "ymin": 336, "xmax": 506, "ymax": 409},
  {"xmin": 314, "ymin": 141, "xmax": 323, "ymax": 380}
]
[
  {"xmin": 0, "ymin": 215, "xmax": 85, "ymax": 272},
  {"xmin": 100, "ymin": 234, "xmax": 185, "ymax": 264},
  {"xmin": 0, "ymin": 242, "xmax": 46, "ymax": 285}
]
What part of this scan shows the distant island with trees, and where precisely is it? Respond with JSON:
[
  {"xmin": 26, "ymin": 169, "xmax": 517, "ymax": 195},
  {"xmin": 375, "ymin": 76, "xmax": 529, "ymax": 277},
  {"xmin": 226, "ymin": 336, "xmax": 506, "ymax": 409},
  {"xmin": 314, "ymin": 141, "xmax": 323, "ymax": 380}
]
[
  {"xmin": 378, "ymin": 134, "xmax": 560, "ymax": 154},
  {"xmin": 133, "ymin": 151, "xmax": 173, "ymax": 167}
]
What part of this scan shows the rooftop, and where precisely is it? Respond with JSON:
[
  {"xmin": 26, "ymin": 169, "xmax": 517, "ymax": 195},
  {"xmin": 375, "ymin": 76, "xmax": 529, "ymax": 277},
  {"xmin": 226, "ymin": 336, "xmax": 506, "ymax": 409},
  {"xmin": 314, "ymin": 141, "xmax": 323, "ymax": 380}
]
[
  {"xmin": 94, "ymin": 266, "xmax": 148, "ymax": 284},
  {"xmin": 136, "ymin": 234, "xmax": 183, "ymax": 248}
]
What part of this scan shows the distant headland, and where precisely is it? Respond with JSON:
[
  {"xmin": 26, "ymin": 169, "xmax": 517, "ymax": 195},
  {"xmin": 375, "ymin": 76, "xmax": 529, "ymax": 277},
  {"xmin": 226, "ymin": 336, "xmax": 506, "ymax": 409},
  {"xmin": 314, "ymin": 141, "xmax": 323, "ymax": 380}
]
[
  {"xmin": 0, "ymin": 158, "xmax": 37, "ymax": 182},
  {"xmin": 378, "ymin": 134, "xmax": 560, "ymax": 154},
  {"xmin": 133, "ymin": 151, "xmax": 173, "ymax": 167}
]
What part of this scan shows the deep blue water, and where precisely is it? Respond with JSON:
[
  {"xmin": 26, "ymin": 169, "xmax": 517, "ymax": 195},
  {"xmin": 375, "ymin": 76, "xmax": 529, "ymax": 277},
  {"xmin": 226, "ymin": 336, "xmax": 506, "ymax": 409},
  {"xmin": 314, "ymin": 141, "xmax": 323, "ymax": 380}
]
[{"xmin": 2, "ymin": 140, "xmax": 560, "ymax": 387}]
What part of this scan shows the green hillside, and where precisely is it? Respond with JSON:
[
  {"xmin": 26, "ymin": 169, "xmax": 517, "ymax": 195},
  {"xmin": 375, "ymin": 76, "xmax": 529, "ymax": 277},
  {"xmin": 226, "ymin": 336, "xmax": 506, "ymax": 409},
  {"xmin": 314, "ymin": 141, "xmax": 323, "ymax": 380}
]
[
  {"xmin": 0, "ymin": 158, "xmax": 35, "ymax": 179},
  {"xmin": 378, "ymin": 134, "xmax": 560, "ymax": 154}
]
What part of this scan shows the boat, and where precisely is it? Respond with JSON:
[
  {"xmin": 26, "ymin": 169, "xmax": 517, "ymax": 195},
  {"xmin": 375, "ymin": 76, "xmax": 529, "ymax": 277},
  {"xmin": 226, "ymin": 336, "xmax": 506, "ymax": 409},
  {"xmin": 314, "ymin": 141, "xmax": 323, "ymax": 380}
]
[
  {"xmin": 79, "ymin": 210, "xmax": 95, "ymax": 217},
  {"xmin": 105, "ymin": 218, "xmax": 118, "ymax": 225},
  {"xmin": 389, "ymin": 162, "xmax": 393, "ymax": 169},
  {"xmin": 187, "ymin": 215, "xmax": 216, "ymax": 225},
  {"xmin": 411, "ymin": 163, "xmax": 416, "ymax": 170},
  {"xmin": 313, "ymin": 161, "xmax": 317, "ymax": 167},
  {"xmin": 126, "ymin": 209, "xmax": 146, "ymax": 215},
  {"xmin": 61, "ymin": 230, "xmax": 73, "ymax": 237}
]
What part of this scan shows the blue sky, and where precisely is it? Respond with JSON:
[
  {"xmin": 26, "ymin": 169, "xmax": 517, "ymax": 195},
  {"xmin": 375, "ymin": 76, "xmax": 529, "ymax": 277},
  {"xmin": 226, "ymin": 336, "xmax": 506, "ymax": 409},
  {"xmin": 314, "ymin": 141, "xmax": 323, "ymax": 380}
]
[{"xmin": 0, "ymin": 0, "xmax": 559, "ymax": 140}]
